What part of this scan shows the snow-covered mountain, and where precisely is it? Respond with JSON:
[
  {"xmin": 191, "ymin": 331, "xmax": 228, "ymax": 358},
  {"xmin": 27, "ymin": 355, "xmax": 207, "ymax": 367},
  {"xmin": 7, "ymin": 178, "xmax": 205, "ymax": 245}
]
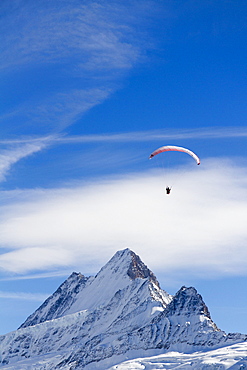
[{"xmin": 0, "ymin": 248, "xmax": 246, "ymax": 369}]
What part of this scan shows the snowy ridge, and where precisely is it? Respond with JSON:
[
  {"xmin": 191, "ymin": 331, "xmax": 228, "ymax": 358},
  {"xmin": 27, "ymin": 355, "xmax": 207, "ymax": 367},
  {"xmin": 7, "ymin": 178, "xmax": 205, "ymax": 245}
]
[
  {"xmin": 0, "ymin": 249, "xmax": 246, "ymax": 369},
  {"xmin": 19, "ymin": 272, "xmax": 89, "ymax": 328}
]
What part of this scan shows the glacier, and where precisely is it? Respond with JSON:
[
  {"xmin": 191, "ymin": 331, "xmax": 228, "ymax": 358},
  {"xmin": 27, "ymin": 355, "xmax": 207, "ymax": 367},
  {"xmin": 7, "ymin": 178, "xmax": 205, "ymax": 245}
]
[
  {"xmin": 107, "ymin": 342, "xmax": 247, "ymax": 369},
  {"xmin": 0, "ymin": 248, "xmax": 246, "ymax": 369}
]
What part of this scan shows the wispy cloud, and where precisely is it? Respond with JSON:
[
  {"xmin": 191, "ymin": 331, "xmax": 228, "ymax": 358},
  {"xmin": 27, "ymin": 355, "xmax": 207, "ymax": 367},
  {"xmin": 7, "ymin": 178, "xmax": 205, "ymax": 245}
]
[
  {"xmin": 0, "ymin": 290, "xmax": 48, "ymax": 301},
  {"xmin": 0, "ymin": 159, "xmax": 247, "ymax": 277},
  {"xmin": 0, "ymin": 126, "xmax": 246, "ymax": 147},
  {"xmin": 0, "ymin": 126, "xmax": 246, "ymax": 148},
  {"xmin": 0, "ymin": 136, "xmax": 55, "ymax": 145},
  {"xmin": 0, "ymin": 88, "xmax": 111, "ymax": 136},
  {"xmin": 0, "ymin": 0, "xmax": 152, "ymax": 72},
  {"xmin": 0, "ymin": 0, "xmax": 162, "ymax": 138},
  {"xmin": 50, "ymin": 126, "xmax": 247, "ymax": 144},
  {"xmin": 0, "ymin": 270, "xmax": 73, "ymax": 281},
  {"xmin": 0, "ymin": 142, "xmax": 47, "ymax": 183}
]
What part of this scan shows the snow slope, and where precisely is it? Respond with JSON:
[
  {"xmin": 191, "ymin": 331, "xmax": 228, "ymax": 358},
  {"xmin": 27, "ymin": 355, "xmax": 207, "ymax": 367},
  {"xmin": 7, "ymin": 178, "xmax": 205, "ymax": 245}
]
[
  {"xmin": 0, "ymin": 249, "xmax": 246, "ymax": 369},
  {"xmin": 107, "ymin": 342, "xmax": 247, "ymax": 369}
]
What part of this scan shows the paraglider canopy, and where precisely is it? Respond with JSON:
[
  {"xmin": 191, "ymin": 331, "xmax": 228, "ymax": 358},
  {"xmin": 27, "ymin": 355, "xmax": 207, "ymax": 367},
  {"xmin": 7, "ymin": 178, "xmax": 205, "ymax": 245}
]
[
  {"xmin": 149, "ymin": 145, "xmax": 200, "ymax": 194},
  {"xmin": 149, "ymin": 145, "xmax": 200, "ymax": 165}
]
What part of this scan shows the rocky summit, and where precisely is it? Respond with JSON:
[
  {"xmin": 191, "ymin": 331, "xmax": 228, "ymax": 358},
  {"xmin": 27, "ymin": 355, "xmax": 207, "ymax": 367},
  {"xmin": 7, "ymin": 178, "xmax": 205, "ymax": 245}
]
[{"xmin": 0, "ymin": 249, "xmax": 246, "ymax": 369}]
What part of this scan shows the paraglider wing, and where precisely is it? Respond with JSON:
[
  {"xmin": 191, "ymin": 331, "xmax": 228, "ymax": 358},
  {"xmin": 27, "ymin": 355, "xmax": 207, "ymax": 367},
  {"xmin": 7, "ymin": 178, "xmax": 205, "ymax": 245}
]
[{"xmin": 149, "ymin": 145, "xmax": 200, "ymax": 165}]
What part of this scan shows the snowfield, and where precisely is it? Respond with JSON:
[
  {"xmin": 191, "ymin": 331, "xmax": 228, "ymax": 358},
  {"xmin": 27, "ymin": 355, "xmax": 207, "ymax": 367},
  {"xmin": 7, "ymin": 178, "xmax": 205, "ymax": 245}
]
[{"xmin": 107, "ymin": 342, "xmax": 247, "ymax": 370}]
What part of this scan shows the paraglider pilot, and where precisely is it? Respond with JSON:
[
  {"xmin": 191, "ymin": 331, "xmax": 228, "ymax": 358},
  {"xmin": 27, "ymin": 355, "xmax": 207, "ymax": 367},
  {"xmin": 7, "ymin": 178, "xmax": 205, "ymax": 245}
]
[{"xmin": 166, "ymin": 187, "xmax": 171, "ymax": 195}]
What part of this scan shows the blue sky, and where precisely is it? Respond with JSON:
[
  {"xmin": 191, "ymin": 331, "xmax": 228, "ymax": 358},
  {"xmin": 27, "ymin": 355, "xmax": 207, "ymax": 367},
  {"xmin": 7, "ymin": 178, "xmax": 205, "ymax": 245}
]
[{"xmin": 0, "ymin": 0, "xmax": 247, "ymax": 335}]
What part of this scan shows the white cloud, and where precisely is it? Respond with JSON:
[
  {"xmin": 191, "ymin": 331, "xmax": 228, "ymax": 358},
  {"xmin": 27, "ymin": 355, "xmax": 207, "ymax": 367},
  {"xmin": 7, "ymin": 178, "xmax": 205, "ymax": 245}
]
[
  {"xmin": 0, "ymin": 142, "xmax": 46, "ymax": 183},
  {"xmin": 51, "ymin": 126, "xmax": 247, "ymax": 144},
  {"xmin": 0, "ymin": 290, "xmax": 48, "ymax": 301},
  {"xmin": 0, "ymin": 158, "xmax": 246, "ymax": 277},
  {"xmin": 0, "ymin": 0, "xmax": 155, "ymax": 72},
  {"xmin": 0, "ymin": 247, "xmax": 74, "ymax": 274}
]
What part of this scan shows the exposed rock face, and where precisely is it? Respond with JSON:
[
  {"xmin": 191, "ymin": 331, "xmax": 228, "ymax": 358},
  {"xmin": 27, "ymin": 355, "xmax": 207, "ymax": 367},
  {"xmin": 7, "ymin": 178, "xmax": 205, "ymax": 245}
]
[
  {"xmin": 0, "ymin": 249, "xmax": 246, "ymax": 370},
  {"xmin": 127, "ymin": 250, "xmax": 160, "ymax": 287}
]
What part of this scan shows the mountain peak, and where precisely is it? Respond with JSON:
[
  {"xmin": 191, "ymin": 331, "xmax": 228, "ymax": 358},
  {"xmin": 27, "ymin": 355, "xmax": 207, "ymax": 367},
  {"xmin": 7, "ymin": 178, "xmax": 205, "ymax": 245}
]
[
  {"xmin": 100, "ymin": 248, "xmax": 160, "ymax": 287},
  {"xmin": 165, "ymin": 286, "xmax": 213, "ymax": 320}
]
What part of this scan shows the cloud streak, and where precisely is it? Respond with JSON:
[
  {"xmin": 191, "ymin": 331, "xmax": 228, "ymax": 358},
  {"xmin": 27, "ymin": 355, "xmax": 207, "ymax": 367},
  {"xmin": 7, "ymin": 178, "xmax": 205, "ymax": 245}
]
[
  {"xmin": 0, "ymin": 270, "xmax": 73, "ymax": 281},
  {"xmin": 1, "ymin": 88, "xmax": 112, "ymax": 136},
  {"xmin": 51, "ymin": 126, "xmax": 247, "ymax": 144},
  {"xmin": 2, "ymin": 126, "xmax": 247, "ymax": 146},
  {"xmin": 0, "ymin": 290, "xmax": 48, "ymax": 301},
  {"xmin": 0, "ymin": 142, "xmax": 47, "ymax": 183},
  {"xmin": 0, "ymin": 158, "xmax": 246, "ymax": 277}
]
